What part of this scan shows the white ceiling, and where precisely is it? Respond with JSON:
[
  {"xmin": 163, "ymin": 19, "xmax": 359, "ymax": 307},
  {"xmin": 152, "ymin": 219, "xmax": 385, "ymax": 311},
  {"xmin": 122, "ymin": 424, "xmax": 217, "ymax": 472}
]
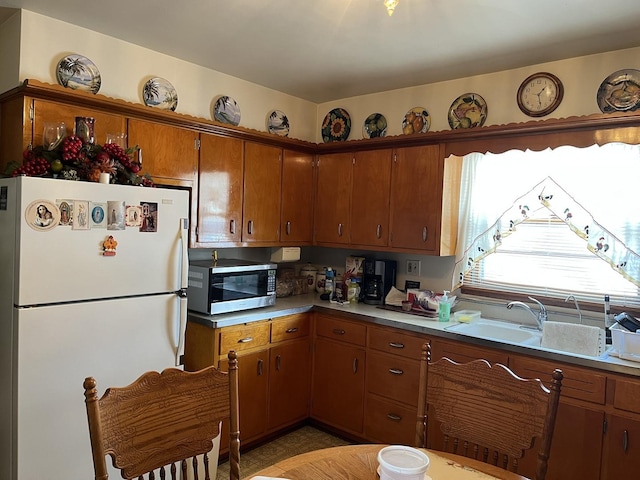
[{"xmin": 2, "ymin": 0, "xmax": 640, "ymax": 103}]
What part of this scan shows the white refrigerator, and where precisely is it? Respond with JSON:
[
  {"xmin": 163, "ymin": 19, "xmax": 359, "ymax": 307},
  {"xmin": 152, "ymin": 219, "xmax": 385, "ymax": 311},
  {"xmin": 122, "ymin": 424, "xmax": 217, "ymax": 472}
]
[{"xmin": 0, "ymin": 176, "xmax": 190, "ymax": 480}]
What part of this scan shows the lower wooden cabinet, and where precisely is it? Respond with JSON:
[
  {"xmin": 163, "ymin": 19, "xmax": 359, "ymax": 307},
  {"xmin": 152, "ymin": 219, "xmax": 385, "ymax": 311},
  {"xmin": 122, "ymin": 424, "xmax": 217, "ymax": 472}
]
[{"xmin": 602, "ymin": 414, "xmax": 640, "ymax": 477}]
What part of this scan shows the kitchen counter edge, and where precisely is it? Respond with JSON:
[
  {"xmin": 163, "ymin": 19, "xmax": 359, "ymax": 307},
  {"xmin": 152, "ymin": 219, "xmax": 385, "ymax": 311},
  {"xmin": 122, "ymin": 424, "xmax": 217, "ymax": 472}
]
[{"xmin": 187, "ymin": 294, "xmax": 640, "ymax": 377}]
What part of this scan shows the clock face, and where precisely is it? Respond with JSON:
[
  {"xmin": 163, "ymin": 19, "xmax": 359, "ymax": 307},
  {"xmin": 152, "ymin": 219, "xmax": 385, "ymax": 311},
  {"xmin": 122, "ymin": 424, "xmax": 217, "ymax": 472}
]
[{"xmin": 517, "ymin": 73, "xmax": 564, "ymax": 117}]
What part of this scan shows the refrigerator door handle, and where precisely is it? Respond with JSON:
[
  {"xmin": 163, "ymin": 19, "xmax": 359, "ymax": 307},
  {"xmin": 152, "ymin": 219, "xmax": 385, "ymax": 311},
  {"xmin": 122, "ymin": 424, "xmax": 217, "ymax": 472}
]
[{"xmin": 176, "ymin": 217, "xmax": 189, "ymax": 366}]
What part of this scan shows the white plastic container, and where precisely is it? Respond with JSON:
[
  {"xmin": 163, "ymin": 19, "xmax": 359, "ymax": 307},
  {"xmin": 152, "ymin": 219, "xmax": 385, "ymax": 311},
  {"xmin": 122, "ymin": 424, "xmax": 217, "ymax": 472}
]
[
  {"xmin": 377, "ymin": 445, "xmax": 430, "ymax": 480},
  {"xmin": 453, "ymin": 309, "xmax": 481, "ymax": 323},
  {"xmin": 611, "ymin": 323, "xmax": 640, "ymax": 362}
]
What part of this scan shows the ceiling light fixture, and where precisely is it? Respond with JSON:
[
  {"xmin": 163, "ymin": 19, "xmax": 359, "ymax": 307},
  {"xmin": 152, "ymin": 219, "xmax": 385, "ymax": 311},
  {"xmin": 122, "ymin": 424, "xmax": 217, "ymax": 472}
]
[{"xmin": 384, "ymin": 0, "xmax": 399, "ymax": 16}]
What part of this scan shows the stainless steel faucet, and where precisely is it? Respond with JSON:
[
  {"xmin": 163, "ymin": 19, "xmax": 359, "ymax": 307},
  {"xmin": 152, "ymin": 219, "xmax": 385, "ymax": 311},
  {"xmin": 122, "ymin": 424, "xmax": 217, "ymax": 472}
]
[
  {"xmin": 506, "ymin": 296, "xmax": 548, "ymax": 330},
  {"xmin": 564, "ymin": 294, "xmax": 583, "ymax": 324}
]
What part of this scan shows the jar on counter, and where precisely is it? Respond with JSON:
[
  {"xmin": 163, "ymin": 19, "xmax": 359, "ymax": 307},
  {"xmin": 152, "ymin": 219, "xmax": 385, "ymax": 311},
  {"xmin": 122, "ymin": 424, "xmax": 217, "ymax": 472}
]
[{"xmin": 300, "ymin": 263, "xmax": 318, "ymax": 292}]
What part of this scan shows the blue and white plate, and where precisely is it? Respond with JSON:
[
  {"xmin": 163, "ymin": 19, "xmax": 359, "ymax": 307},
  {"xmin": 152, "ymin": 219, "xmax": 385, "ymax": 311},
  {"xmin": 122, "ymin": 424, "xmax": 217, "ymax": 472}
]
[
  {"xmin": 213, "ymin": 96, "xmax": 241, "ymax": 126},
  {"xmin": 267, "ymin": 110, "xmax": 290, "ymax": 136},
  {"xmin": 142, "ymin": 77, "xmax": 178, "ymax": 111},
  {"xmin": 56, "ymin": 54, "xmax": 101, "ymax": 94}
]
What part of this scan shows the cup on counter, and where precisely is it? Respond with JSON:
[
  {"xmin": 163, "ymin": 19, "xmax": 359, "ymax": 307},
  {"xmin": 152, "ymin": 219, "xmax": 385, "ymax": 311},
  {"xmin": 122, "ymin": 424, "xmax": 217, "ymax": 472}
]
[{"xmin": 401, "ymin": 300, "xmax": 412, "ymax": 312}]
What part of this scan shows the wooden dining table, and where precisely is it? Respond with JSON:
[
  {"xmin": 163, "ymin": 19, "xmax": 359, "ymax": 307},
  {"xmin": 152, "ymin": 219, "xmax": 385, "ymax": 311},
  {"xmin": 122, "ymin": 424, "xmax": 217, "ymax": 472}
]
[{"xmin": 249, "ymin": 444, "xmax": 529, "ymax": 480}]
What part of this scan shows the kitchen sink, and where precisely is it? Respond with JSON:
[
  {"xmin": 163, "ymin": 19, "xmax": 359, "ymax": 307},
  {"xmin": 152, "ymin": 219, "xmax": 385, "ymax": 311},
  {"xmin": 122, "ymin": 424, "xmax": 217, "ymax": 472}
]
[{"xmin": 446, "ymin": 318, "xmax": 542, "ymax": 346}]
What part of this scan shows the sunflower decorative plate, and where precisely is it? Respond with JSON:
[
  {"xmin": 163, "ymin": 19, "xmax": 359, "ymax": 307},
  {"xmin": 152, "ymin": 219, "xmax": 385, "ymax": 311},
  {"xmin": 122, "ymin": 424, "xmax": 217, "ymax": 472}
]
[
  {"xmin": 213, "ymin": 96, "xmax": 241, "ymax": 126},
  {"xmin": 363, "ymin": 113, "xmax": 388, "ymax": 138},
  {"xmin": 596, "ymin": 69, "xmax": 640, "ymax": 113},
  {"xmin": 322, "ymin": 108, "xmax": 351, "ymax": 143},
  {"xmin": 448, "ymin": 93, "xmax": 488, "ymax": 129},
  {"xmin": 267, "ymin": 110, "xmax": 290, "ymax": 136},
  {"xmin": 142, "ymin": 77, "xmax": 178, "ymax": 111},
  {"xmin": 402, "ymin": 107, "xmax": 431, "ymax": 135},
  {"xmin": 56, "ymin": 54, "xmax": 101, "ymax": 94}
]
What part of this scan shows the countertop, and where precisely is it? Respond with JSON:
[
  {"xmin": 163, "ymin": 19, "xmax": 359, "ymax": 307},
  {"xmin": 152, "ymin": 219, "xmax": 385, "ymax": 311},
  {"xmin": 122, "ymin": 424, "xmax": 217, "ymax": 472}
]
[{"xmin": 187, "ymin": 293, "xmax": 640, "ymax": 378}]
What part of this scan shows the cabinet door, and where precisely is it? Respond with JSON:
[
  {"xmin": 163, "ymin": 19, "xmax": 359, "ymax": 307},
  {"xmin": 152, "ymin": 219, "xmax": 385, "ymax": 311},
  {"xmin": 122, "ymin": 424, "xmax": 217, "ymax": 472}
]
[
  {"xmin": 127, "ymin": 118, "xmax": 198, "ymax": 184},
  {"xmin": 311, "ymin": 337, "xmax": 365, "ymax": 434},
  {"xmin": 268, "ymin": 338, "xmax": 311, "ymax": 430},
  {"xmin": 32, "ymin": 99, "xmax": 126, "ymax": 150},
  {"xmin": 314, "ymin": 152, "xmax": 352, "ymax": 245},
  {"xmin": 233, "ymin": 349, "xmax": 269, "ymax": 442},
  {"xmin": 280, "ymin": 149, "xmax": 314, "ymax": 244},
  {"xmin": 243, "ymin": 142, "xmax": 282, "ymax": 244},
  {"xmin": 350, "ymin": 149, "xmax": 392, "ymax": 247},
  {"xmin": 389, "ymin": 145, "xmax": 443, "ymax": 252},
  {"xmin": 602, "ymin": 414, "xmax": 640, "ymax": 478},
  {"xmin": 197, "ymin": 134, "xmax": 244, "ymax": 243}
]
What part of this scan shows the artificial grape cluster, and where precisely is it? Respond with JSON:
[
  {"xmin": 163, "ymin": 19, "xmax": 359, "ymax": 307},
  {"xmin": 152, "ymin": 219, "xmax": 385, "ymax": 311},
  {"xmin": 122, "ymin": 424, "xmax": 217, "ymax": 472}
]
[
  {"xmin": 61, "ymin": 135, "xmax": 84, "ymax": 162},
  {"xmin": 101, "ymin": 143, "xmax": 141, "ymax": 173},
  {"xmin": 12, "ymin": 150, "xmax": 50, "ymax": 176}
]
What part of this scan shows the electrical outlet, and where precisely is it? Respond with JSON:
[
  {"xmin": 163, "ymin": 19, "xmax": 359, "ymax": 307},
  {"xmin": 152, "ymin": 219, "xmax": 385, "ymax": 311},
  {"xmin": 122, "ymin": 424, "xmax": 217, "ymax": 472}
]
[{"xmin": 406, "ymin": 260, "xmax": 421, "ymax": 275}]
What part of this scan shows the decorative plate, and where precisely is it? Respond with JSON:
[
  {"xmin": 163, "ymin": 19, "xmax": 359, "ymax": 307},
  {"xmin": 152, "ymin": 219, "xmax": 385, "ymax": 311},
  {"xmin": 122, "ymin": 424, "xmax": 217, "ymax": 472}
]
[
  {"xmin": 267, "ymin": 110, "xmax": 290, "ymax": 136},
  {"xmin": 142, "ymin": 77, "xmax": 178, "ymax": 111},
  {"xmin": 448, "ymin": 93, "xmax": 488, "ymax": 129},
  {"xmin": 24, "ymin": 200, "xmax": 61, "ymax": 232},
  {"xmin": 402, "ymin": 107, "xmax": 430, "ymax": 135},
  {"xmin": 322, "ymin": 108, "xmax": 351, "ymax": 143},
  {"xmin": 363, "ymin": 113, "xmax": 388, "ymax": 138},
  {"xmin": 213, "ymin": 96, "xmax": 241, "ymax": 126},
  {"xmin": 56, "ymin": 54, "xmax": 101, "ymax": 94},
  {"xmin": 596, "ymin": 69, "xmax": 640, "ymax": 113}
]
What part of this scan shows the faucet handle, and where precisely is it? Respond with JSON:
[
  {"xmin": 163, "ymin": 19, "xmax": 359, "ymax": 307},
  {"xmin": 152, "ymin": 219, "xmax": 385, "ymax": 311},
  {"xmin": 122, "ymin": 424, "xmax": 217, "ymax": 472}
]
[{"xmin": 528, "ymin": 296, "xmax": 547, "ymax": 318}]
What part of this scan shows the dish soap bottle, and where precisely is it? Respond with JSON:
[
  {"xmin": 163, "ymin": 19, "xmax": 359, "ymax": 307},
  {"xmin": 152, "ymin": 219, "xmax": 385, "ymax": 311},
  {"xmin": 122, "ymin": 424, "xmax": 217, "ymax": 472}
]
[{"xmin": 438, "ymin": 290, "xmax": 451, "ymax": 323}]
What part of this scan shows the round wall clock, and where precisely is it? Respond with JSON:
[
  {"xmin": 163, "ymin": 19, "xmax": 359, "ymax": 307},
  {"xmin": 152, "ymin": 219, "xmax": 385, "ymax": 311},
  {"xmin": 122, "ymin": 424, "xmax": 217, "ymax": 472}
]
[{"xmin": 516, "ymin": 72, "xmax": 564, "ymax": 117}]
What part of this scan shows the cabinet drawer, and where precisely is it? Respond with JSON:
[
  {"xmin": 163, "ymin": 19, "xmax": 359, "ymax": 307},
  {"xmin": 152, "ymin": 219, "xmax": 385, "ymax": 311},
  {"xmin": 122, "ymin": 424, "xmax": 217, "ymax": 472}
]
[
  {"xmin": 365, "ymin": 395, "xmax": 417, "ymax": 445},
  {"xmin": 368, "ymin": 326, "xmax": 426, "ymax": 359},
  {"xmin": 613, "ymin": 376, "xmax": 640, "ymax": 413},
  {"xmin": 510, "ymin": 355, "xmax": 606, "ymax": 405},
  {"xmin": 219, "ymin": 322, "xmax": 270, "ymax": 355},
  {"xmin": 271, "ymin": 314, "xmax": 310, "ymax": 343},
  {"xmin": 315, "ymin": 314, "xmax": 366, "ymax": 346},
  {"xmin": 430, "ymin": 339, "xmax": 509, "ymax": 365},
  {"xmin": 366, "ymin": 351, "xmax": 420, "ymax": 407}
]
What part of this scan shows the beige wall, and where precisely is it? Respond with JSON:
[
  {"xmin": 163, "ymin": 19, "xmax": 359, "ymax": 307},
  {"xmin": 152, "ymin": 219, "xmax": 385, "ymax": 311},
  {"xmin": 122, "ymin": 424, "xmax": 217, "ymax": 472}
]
[
  {"xmin": 3, "ymin": 10, "xmax": 640, "ymax": 144},
  {"xmin": 10, "ymin": 10, "xmax": 318, "ymax": 142},
  {"xmin": 316, "ymin": 46, "xmax": 640, "ymax": 141}
]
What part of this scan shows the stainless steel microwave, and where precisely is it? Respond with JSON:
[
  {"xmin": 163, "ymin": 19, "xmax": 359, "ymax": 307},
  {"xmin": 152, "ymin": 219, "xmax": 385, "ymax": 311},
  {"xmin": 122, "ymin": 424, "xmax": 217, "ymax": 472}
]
[{"xmin": 187, "ymin": 259, "xmax": 277, "ymax": 315}]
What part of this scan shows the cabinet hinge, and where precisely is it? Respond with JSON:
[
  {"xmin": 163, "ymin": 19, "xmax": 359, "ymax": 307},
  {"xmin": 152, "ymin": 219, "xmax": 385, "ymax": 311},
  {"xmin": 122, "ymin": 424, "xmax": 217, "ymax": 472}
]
[
  {"xmin": 393, "ymin": 153, "xmax": 397, "ymax": 163},
  {"xmin": 194, "ymin": 139, "xmax": 200, "ymax": 150},
  {"xmin": 352, "ymin": 156, "xmax": 356, "ymax": 165}
]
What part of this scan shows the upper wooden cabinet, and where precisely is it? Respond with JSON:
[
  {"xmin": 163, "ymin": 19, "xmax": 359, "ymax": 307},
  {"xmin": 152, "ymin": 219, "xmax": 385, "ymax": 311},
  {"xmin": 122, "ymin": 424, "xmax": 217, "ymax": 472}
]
[
  {"xmin": 127, "ymin": 118, "xmax": 198, "ymax": 185},
  {"xmin": 280, "ymin": 149, "xmax": 314, "ymax": 245},
  {"xmin": 350, "ymin": 149, "xmax": 393, "ymax": 248},
  {"xmin": 389, "ymin": 145, "xmax": 443, "ymax": 253},
  {"xmin": 313, "ymin": 152, "xmax": 353, "ymax": 245},
  {"xmin": 197, "ymin": 133, "xmax": 244, "ymax": 244},
  {"xmin": 243, "ymin": 141, "xmax": 282, "ymax": 244}
]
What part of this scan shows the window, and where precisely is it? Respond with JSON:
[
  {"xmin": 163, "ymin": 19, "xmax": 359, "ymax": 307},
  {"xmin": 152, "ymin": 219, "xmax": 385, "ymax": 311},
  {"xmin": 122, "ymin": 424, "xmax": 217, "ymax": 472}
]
[{"xmin": 453, "ymin": 144, "xmax": 640, "ymax": 309}]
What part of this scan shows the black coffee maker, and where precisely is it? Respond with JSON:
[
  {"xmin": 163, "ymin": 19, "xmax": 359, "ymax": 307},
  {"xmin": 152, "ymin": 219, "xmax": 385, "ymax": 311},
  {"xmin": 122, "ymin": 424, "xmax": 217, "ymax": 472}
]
[{"xmin": 362, "ymin": 258, "xmax": 397, "ymax": 305}]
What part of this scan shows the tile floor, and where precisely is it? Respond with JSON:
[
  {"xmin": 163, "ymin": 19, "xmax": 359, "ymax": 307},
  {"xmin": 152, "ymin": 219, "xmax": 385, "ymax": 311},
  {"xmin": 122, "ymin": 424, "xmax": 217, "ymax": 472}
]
[{"xmin": 216, "ymin": 425, "xmax": 351, "ymax": 479}]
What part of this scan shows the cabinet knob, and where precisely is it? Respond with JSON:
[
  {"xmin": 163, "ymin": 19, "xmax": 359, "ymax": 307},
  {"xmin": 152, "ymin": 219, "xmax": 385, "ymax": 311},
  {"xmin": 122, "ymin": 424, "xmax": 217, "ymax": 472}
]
[
  {"xmin": 386, "ymin": 413, "xmax": 402, "ymax": 422},
  {"xmin": 352, "ymin": 357, "xmax": 358, "ymax": 374},
  {"xmin": 229, "ymin": 219, "xmax": 236, "ymax": 234},
  {"xmin": 422, "ymin": 226, "xmax": 428, "ymax": 242},
  {"xmin": 237, "ymin": 337, "xmax": 253, "ymax": 343},
  {"xmin": 257, "ymin": 358, "xmax": 264, "ymax": 376},
  {"xmin": 247, "ymin": 220, "xmax": 254, "ymax": 235},
  {"xmin": 285, "ymin": 327, "xmax": 298, "ymax": 334},
  {"xmin": 623, "ymin": 429, "xmax": 629, "ymax": 453},
  {"xmin": 376, "ymin": 224, "xmax": 382, "ymax": 239},
  {"xmin": 286, "ymin": 221, "xmax": 291, "ymax": 236},
  {"xmin": 276, "ymin": 354, "xmax": 282, "ymax": 371},
  {"xmin": 389, "ymin": 368, "xmax": 404, "ymax": 375},
  {"xmin": 338, "ymin": 223, "xmax": 343, "ymax": 237},
  {"xmin": 389, "ymin": 342, "xmax": 405, "ymax": 349},
  {"xmin": 332, "ymin": 328, "xmax": 346, "ymax": 335}
]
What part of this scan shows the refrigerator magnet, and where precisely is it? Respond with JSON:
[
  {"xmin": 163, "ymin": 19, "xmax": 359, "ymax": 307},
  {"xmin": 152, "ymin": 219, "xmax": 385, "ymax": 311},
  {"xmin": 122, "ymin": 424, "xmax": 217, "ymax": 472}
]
[
  {"xmin": 125, "ymin": 205, "xmax": 142, "ymax": 227},
  {"xmin": 72, "ymin": 200, "xmax": 90, "ymax": 230},
  {"xmin": 140, "ymin": 202, "xmax": 158, "ymax": 232},
  {"xmin": 102, "ymin": 235, "xmax": 118, "ymax": 256},
  {"xmin": 107, "ymin": 200, "xmax": 126, "ymax": 230},
  {"xmin": 56, "ymin": 200, "xmax": 73, "ymax": 226},
  {"xmin": 90, "ymin": 202, "xmax": 107, "ymax": 229},
  {"xmin": 25, "ymin": 200, "xmax": 60, "ymax": 231}
]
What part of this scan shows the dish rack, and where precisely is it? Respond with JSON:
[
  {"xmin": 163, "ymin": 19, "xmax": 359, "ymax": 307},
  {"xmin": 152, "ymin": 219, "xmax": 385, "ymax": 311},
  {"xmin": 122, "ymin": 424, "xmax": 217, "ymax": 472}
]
[{"xmin": 610, "ymin": 323, "xmax": 640, "ymax": 363}]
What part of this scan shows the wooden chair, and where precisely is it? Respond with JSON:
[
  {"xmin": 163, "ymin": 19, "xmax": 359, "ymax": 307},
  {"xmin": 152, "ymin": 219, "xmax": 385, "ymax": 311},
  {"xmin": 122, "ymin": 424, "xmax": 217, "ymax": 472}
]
[
  {"xmin": 415, "ymin": 343, "xmax": 563, "ymax": 480},
  {"xmin": 84, "ymin": 351, "xmax": 240, "ymax": 480}
]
